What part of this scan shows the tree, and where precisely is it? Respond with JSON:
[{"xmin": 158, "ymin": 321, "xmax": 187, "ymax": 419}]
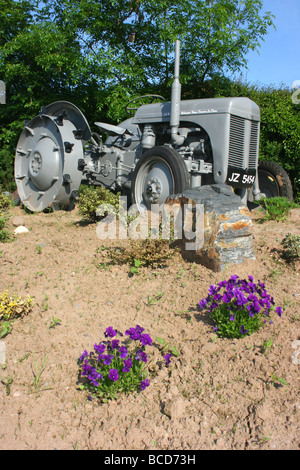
[
  {"xmin": 0, "ymin": 0, "xmax": 94, "ymax": 188},
  {"xmin": 42, "ymin": 0, "xmax": 275, "ymax": 112}
]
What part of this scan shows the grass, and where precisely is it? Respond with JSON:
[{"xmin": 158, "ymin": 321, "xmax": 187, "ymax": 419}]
[
  {"xmin": 256, "ymin": 196, "xmax": 299, "ymax": 222},
  {"xmin": 31, "ymin": 354, "xmax": 50, "ymax": 392}
]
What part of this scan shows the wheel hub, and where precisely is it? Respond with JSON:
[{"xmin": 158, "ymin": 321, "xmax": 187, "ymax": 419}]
[
  {"xmin": 146, "ymin": 177, "xmax": 161, "ymax": 203},
  {"xmin": 28, "ymin": 137, "xmax": 60, "ymax": 191},
  {"xmin": 30, "ymin": 152, "xmax": 42, "ymax": 174}
]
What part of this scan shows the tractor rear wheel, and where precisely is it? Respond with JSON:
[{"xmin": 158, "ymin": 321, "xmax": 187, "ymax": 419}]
[{"xmin": 258, "ymin": 160, "xmax": 293, "ymax": 201}]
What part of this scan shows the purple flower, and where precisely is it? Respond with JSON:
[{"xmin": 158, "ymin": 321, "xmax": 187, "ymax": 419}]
[
  {"xmin": 119, "ymin": 346, "xmax": 128, "ymax": 359},
  {"xmin": 236, "ymin": 292, "xmax": 248, "ymax": 308},
  {"xmin": 105, "ymin": 326, "xmax": 117, "ymax": 338},
  {"xmin": 140, "ymin": 379, "xmax": 150, "ymax": 390},
  {"xmin": 79, "ymin": 350, "xmax": 88, "ymax": 362},
  {"xmin": 208, "ymin": 285, "xmax": 218, "ymax": 296},
  {"xmin": 81, "ymin": 359, "xmax": 92, "ymax": 374},
  {"xmin": 122, "ymin": 358, "xmax": 132, "ymax": 372},
  {"xmin": 94, "ymin": 343, "xmax": 105, "ymax": 354},
  {"xmin": 164, "ymin": 353, "xmax": 172, "ymax": 365},
  {"xmin": 199, "ymin": 298, "xmax": 208, "ymax": 308},
  {"xmin": 125, "ymin": 327, "xmax": 141, "ymax": 341},
  {"xmin": 135, "ymin": 350, "xmax": 148, "ymax": 363},
  {"xmin": 209, "ymin": 302, "xmax": 218, "ymax": 312},
  {"xmin": 135, "ymin": 325, "xmax": 145, "ymax": 334},
  {"xmin": 81, "ymin": 361, "xmax": 103, "ymax": 387},
  {"xmin": 213, "ymin": 293, "xmax": 222, "ymax": 302},
  {"xmin": 241, "ymin": 325, "xmax": 248, "ymax": 335},
  {"xmin": 108, "ymin": 369, "xmax": 119, "ymax": 382},
  {"xmin": 111, "ymin": 339, "xmax": 120, "ymax": 350},
  {"xmin": 222, "ymin": 291, "xmax": 233, "ymax": 303},
  {"xmin": 103, "ymin": 354, "xmax": 114, "ymax": 365},
  {"xmin": 89, "ymin": 373, "xmax": 102, "ymax": 387},
  {"xmin": 275, "ymin": 306, "xmax": 283, "ymax": 317},
  {"xmin": 140, "ymin": 333, "xmax": 152, "ymax": 346}
]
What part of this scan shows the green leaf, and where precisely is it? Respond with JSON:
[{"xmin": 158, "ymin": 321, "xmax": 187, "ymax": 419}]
[{"xmin": 155, "ymin": 336, "xmax": 167, "ymax": 347}]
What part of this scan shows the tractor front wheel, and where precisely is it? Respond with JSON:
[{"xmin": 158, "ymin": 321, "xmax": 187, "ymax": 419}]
[{"xmin": 131, "ymin": 146, "xmax": 190, "ymax": 211}]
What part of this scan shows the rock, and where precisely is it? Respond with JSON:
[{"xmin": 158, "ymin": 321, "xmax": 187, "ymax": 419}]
[
  {"xmin": 12, "ymin": 190, "xmax": 20, "ymax": 206},
  {"xmin": 163, "ymin": 397, "xmax": 188, "ymax": 419},
  {"xmin": 12, "ymin": 216, "xmax": 25, "ymax": 227},
  {"xmin": 0, "ymin": 341, "xmax": 6, "ymax": 364},
  {"xmin": 14, "ymin": 225, "xmax": 29, "ymax": 234},
  {"xmin": 166, "ymin": 184, "xmax": 255, "ymax": 272}
]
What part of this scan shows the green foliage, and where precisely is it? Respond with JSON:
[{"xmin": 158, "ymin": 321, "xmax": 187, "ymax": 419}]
[
  {"xmin": 0, "ymin": 190, "xmax": 13, "ymax": 242},
  {"xmin": 281, "ymin": 233, "xmax": 300, "ymax": 264},
  {"xmin": 78, "ymin": 326, "xmax": 160, "ymax": 402},
  {"xmin": 257, "ymin": 197, "xmax": 299, "ymax": 222},
  {"xmin": 78, "ymin": 185, "xmax": 122, "ymax": 222},
  {"xmin": 0, "ymin": 215, "xmax": 11, "ymax": 243},
  {"xmin": 0, "ymin": 192, "xmax": 12, "ymax": 213},
  {"xmin": 199, "ymin": 275, "xmax": 282, "ymax": 339},
  {"xmin": 97, "ymin": 238, "xmax": 178, "ymax": 272},
  {"xmin": 155, "ymin": 336, "xmax": 180, "ymax": 358},
  {"xmin": 49, "ymin": 316, "xmax": 62, "ymax": 329},
  {"xmin": 269, "ymin": 372, "xmax": 287, "ymax": 388}
]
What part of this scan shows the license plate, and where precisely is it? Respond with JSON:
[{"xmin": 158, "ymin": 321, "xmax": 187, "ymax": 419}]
[{"xmin": 226, "ymin": 168, "xmax": 256, "ymax": 188}]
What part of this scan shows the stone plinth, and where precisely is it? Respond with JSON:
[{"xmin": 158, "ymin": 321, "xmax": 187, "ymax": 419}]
[{"xmin": 166, "ymin": 184, "xmax": 255, "ymax": 272}]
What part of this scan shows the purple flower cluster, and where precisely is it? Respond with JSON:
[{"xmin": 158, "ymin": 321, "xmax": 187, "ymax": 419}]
[
  {"xmin": 78, "ymin": 325, "xmax": 152, "ymax": 394},
  {"xmin": 199, "ymin": 275, "xmax": 282, "ymax": 336},
  {"xmin": 125, "ymin": 325, "xmax": 153, "ymax": 346},
  {"xmin": 79, "ymin": 351, "xmax": 103, "ymax": 387}
]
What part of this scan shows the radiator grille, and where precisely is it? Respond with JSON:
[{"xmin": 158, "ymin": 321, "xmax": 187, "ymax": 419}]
[
  {"xmin": 228, "ymin": 115, "xmax": 259, "ymax": 170},
  {"xmin": 249, "ymin": 121, "xmax": 259, "ymax": 169}
]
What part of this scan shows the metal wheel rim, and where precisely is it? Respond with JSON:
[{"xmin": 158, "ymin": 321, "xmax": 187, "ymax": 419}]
[
  {"xmin": 134, "ymin": 157, "xmax": 175, "ymax": 211},
  {"xmin": 258, "ymin": 169, "xmax": 280, "ymax": 198}
]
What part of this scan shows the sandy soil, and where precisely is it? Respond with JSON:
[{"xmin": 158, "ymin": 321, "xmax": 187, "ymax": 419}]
[{"xmin": 0, "ymin": 203, "xmax": 299, "ymax": 450}]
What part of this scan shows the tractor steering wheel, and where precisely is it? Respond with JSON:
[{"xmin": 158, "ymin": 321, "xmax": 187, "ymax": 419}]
[{"xmin": 124, "ymin": 94, "xmax": 166, "ymax": 114}]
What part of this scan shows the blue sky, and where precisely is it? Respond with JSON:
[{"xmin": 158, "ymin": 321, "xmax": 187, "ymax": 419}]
[{"xmin": 233, "ymin": 0, "xmax": 300, "ymax": 89}]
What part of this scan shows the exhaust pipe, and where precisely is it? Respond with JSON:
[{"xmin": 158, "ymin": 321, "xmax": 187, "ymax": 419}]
[{"xmin": 170, "ymin": 39, "xmax": 184, "ymax": 146}]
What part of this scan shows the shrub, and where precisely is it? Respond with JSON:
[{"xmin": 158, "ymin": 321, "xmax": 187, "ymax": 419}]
[
  {"xmin": 78, "ymin": 185, "xmax": 122, "ymax": 222},
  {"xmin": 98, "ymin": 237, "xmax": 178, "ymax": 272},
  {"xmin": 96, "ymin": 211, "xmax": 179, "ymax": 271},
  {"xmin": 0, "ymin": 290, "xmax": 34, "ymax": 337},
  {"xmin": 0, "ymin": 192, "xmax": 13, "ymax": 213},
  {"xmin": 78, "ymin": 325, "xmax": 175, "ymax": 402},
  {"xmin": 0, "ymin": 190, "xmax": 13, "ymax": 242},
  {"xmin": 281, "ymin": 233, "xmax": 300, "ymax": 264},
  {"xmin": 257, "ymin": 197, "xmax": 298, "ymax": 222},
  {"xmin": 199, "ymin": 275, "xmax": 282, "ymax": 339},
  {"xmin": 0, "ymin": 215, "xmax": 11, "ymax": 242}
]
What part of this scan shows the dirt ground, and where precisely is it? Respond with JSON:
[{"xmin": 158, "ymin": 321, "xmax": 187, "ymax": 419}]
[{"xmin": 0, "ymin": 203, "xmax": 299, "ymax": 451}]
